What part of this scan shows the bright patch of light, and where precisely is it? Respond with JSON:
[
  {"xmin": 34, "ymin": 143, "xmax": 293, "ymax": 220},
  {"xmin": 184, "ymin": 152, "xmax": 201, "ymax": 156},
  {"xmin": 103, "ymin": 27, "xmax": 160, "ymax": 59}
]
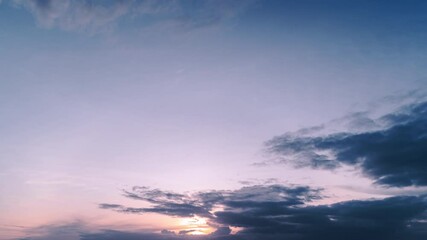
[
  {"xmin": 189, "ymin": 230, "xmax": 207, "ymax": 235},
  {"xmin": 177, "ymin": 216, "xmax": 213, "ymax": 235},
  {"xmin": 179, "ymin": 216, "xmax": 207, "ymax": 227},
  {"xmin": 230, "ymin": 226, "xmax": 244, "ymax": 234}
]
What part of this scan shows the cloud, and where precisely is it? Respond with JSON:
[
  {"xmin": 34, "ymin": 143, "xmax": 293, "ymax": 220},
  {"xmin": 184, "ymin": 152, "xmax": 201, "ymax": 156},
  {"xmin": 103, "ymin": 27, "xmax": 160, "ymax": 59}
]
[
  {"xmin": 266, "ymin": 101, "xmax": 427, "ymax": 187},
  {"xmin": 17, "ymin": 184, "xmax": 427, "ymax": 240},
  {"xmin": 19, "ymin": 225, "xmax": 238, "ymax": 240},
  {"xmin": 161, "ymin": 229, "xmax": 176, "ymax": 235},
  {"xmin": 12, "ymin": 0, "xmax": 134, "ymax": 32},
  {"xmin": 15, "ymin": 221, "xmax": 86, "ymax": 240},
  {"xmin": 79, "ymin": 230, "xmax": 182, "ymax": 240},
  {"xmin": 178, "ymin": 229, "xmax": 196, "ymax": 235},
  {"xmin": 99, "ymin": 185, "xmax": 319, "ymax": 220},
  {"xmin": 95, "ymin": 184, "xmax": 427, "ymax": 240},
  {"xmin": 216, "ymin": 195, "xmax": 427, "ymax": 239},
  {"xmin": 209, "ymin": 227, "xmax": 231, "ymax": 236},
  {"xmin": 11, "ymin": 0, "xmax": 256, "ymax": 33}
]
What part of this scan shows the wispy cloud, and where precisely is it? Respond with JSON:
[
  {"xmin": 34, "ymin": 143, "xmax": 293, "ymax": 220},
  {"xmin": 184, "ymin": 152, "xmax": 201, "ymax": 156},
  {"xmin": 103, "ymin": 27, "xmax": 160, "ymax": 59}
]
[
  {"xmin": 10, "ymin": 0, "xmax": 256, "ymax": 33},
  {"xmin": 15, "ymin": 221, "xmax": 86, "ymax": 240},
  {"xmin": 100, "ymin": 185, "xmax": 319, "ymax": 219}
]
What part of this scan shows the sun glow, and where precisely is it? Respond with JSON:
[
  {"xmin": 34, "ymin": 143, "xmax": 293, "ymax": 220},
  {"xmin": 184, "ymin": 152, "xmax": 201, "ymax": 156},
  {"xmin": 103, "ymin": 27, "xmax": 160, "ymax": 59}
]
[
  {"xmin": 179, "ymin": 216, "xmax": 207, "ymax": 226},
  {"xmin": 178, "ymin": 216, "xmax": 212, "ymax": 235},
  {"xmin": 187, "ymin": 230, "xmax": 207, "ymax": 235}
]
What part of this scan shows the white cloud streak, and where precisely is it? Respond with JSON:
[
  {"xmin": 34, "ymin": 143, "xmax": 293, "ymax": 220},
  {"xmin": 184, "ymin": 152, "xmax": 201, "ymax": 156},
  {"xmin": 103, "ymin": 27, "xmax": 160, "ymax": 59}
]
[{"xmin": 11, "ymin": 0, "xmax": 256, "ymax": 33}]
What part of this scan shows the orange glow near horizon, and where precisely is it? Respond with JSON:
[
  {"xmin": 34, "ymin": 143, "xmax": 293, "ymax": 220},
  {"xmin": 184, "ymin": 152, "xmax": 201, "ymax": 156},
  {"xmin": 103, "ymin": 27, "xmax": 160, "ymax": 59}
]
[{"xmin": 176, "ymin": 216, "xmax": 213, "ymax": 235}]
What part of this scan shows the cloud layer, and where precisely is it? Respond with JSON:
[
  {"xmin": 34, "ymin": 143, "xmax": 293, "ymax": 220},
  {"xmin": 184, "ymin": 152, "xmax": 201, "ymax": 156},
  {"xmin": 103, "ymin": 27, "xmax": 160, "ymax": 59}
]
[
  {"xmin": 100, "ymin": 185, "xmax": 319, "ymax": 218},
  {"xmin": 94, "ymin": 184, "xmax": 427, "ymax": 240},
  {"xmin": 267, "ymin": 101, "xmax": 427, "ymax": 187}
]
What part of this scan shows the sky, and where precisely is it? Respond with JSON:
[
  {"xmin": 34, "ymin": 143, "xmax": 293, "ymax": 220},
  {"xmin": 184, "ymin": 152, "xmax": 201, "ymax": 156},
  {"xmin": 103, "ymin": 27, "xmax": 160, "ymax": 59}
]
[{"xmin": 1, "ymin": 0, "xmax": 427, "ymax": 239}]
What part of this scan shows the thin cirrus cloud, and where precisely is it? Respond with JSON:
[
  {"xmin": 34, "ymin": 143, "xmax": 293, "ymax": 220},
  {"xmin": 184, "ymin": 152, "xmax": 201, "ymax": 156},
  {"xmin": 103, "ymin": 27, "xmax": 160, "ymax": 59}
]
[
  {"xmin": 10, "ymin": 0, "xmax": 256, "ymax": 32},
  {"xmin": 266, "ymin": 100, "xmax": 427, "ymax": 187}
]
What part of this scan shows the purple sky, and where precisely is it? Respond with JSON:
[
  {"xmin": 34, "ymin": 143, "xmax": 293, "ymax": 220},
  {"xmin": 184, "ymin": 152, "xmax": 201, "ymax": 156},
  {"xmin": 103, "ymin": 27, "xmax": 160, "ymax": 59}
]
[{"xmin": 1, "ymin": 1, "xmax": 427, "ymax": 239}]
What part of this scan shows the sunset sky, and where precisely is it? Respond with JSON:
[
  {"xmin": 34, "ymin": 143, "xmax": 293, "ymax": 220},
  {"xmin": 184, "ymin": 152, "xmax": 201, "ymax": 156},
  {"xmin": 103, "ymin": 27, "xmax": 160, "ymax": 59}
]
[{"xmin": 1, "ymin": 1, "xmax": 427, "ymax": 239}]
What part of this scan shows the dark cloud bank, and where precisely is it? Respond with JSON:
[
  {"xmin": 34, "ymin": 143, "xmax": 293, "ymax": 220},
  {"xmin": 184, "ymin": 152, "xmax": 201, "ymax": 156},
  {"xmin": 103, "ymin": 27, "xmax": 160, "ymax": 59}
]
[
  {"xmin": 96, "ymin": 184, "xmax": 427, "ymax": 240},
  {"xmin": 267, "ymin": 101, "xmax": 427, "ymax": 187},
  {"xmin": 21, "ymin": 101, "xmax": 427, "ymax": 240},
  {"xmin": 22, "ymin": 184, "xmax": 427, "ymax": 240}
]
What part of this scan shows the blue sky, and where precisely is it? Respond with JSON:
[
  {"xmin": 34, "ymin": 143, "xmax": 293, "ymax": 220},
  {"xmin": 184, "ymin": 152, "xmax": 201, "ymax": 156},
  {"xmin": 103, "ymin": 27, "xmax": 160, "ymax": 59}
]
[{"xmin": 1, "ymin": 1, "xmax": 427, "ymax": 239}]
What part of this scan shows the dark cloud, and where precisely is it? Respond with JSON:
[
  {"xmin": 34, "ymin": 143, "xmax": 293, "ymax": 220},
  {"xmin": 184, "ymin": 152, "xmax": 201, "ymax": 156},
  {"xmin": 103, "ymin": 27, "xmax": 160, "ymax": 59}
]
[
  {"xmin": 219, "ymin": 195, "xmax": 427, "ymax": 240},
  {"xmin": 94, "ymin": 184, "xmax": 427, "ymax": 240},
  {"xmin": 179, "ymin": 229, "xmax": 196, "ymax": 235},
  {"xmin": 18, "ymin": 183, "xmax": 427, "ymax": 240},
  {"xmin": 99, "ymin": 185, "xmax": 320, "ymax": 220},
  {"xmin": 161, "ymin": 229, "xmax": 176, "ymax": 235},
  {"xmin": 98, "ymin": 202, "xmax": 210, "ymax": 218},
  {"xmin": 209, "ymin": 227, "xmax": 231, "ymax": 236},
  {"xmin": 267, "ymin": 101, "xmax": 427, "ymax": 187}
]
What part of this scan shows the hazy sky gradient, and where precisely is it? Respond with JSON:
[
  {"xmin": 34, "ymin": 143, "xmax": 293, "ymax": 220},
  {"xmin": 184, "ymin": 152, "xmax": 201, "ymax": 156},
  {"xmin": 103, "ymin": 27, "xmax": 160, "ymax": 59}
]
[{"xmin": 1, "ymin": 0, "xmax": 427, "ymax": 239}]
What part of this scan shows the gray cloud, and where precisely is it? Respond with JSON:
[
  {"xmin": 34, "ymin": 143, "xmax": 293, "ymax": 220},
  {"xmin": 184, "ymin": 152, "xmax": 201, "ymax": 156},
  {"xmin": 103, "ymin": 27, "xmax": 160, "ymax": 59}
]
[
  {"xmin": 100, "ymin": 185, "xmax": 319, "ymax": 219},
  {"xmin": 215, "ymin": 195, "xmax": 427, "ymax": 240},
  {"xmin": 15, "ymin": 221, "xmax": 86, "ymax": 240},
  {"xmin": 80, "ymin": 230, "xmax": 189, "ymax": 240},
  {"xmin": 96, "ymin": 184, "xmax": 427, "ymax": 240},
  {"xmin": 267, "ymin": 101, "xmax": 427, "ymax": 187},
  {"xmin": 17, "ymin": 183, "xmax": 427, "ymax": 240},
  {"xmin": 161, "ymin": 229, "xmax": 176, "ymax": 235}
]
